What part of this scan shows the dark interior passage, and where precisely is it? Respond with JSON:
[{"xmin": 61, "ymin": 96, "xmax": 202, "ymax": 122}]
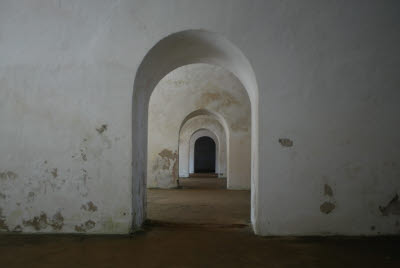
[{"xmin": 194, "ymin": 136, "xmax": 216, "ymax": 173}]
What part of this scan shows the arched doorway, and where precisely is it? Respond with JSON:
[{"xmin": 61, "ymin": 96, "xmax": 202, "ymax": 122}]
[
  {"xmin": 194, "ymin": 137, "xmax": 216, "ymax": 173},
  {"xmin": 132, "ymin": 30, "xmax": 259, "ymax": 232}
]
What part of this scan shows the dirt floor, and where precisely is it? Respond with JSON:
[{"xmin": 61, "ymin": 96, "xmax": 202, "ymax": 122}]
[
  {"xmin": 1, "ymin": 177, "xmax": 399, "ymax": 267},
  {"xmin": 147, "ymin": 177, "xmax": 250, "ymax": 225},
  {"xmin": 1, "ymin": 227, "xmax": 399, "ymax": 268}
]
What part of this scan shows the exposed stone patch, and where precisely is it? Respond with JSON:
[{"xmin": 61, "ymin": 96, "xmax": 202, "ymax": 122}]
[
  {"xmin": 278, "ymin": 138, "xmax": 293, "ymax": 147},
  {"xmin": 379, "ymin": 194, "xmax": 400, "ymax": 216},
  {"xmin": 0, "ymin": 208, "xmax": 9, "ymax": 231},
  {"xmin": 320, "ymin": 202, "xmax": 335, "ymax": 214},
  {"xmin": 51, "ymin": 168, "xmax": 58, "ymax": 178},
  {"xmin": 81, "ymin": 201, "xmax": 98, "ymax": 212},
  {"xmin": 324, "ymin": 184, "xmax": 333, "ymax": 197},
  {"xmin": 96, "ymin": 124, "xmax": 108, "ymax": 134},
  {"xmin": 23, "ymin": 213, "xmax": 47, "ymax": 231},
  {"xmin": 23, "ymin": 211, "xmax": 64, "ymax": 231},
  {"xmin": 50, "ymin": 212, "xmax": 64, "ymax": 230},
  {"xmin": 74, "ymin": 220, "xmax": 96, "ymax": 232},
  {"xmin": 0, "ymin": 171, "xmax": 18, "ymax": 180}
]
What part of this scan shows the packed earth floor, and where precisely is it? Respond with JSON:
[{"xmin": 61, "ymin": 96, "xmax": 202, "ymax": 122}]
[{"xmin": 1, "ymin": 177, "xmax": 399, "ymax": 268}]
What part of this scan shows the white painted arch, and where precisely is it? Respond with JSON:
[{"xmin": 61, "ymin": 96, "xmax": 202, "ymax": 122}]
[
  {"xmin": 179, "ymin": 116, "xmax": 227, "ymax": 178},
  {"xmin": 190, "ymin": 130, "xmax": 219, "ymax": 175},
  {"xmin": 132, "ymin": 30, "xmax": 259, "ymax": 231},
  {"xmin": 189, "ymin": 130, "xmax": 221, "ymax": 176}
]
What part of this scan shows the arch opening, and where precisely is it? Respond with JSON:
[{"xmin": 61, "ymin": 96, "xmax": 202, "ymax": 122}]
[
  {"xmin": 187, "ymin": 129, "xmax": 221, "ymax": 178},
  {"xmin": 194, "ymin": 137, "xmax": 216, "ymax": 173},
  {"xmin": 132, "ymin": 29, "xmax": 259, "ymax": 233},
  {"xmin": 178, "ymin": 109, "xmax": 228, "ymax": 180}
]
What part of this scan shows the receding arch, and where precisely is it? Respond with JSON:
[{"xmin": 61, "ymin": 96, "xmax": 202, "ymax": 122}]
[
  {"xmin": 178, "ymin": 110, "xmax": 228, "ymax": 180},
  {"xmin": 189, "ymin": 129, "xmax": 219, "ymax": 176},
  {"xmin": 194, "ymin": 136, "xmax": 216, "ymax": 173},
  {"xmin": 132, "ymin": 29, "xmax": 259, "ymax": 232}
]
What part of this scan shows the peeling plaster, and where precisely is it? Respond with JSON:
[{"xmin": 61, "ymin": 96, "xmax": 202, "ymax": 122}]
[
  {"xmin": 81, "ymin": 201, "xmax": 98, "ymax": 212},
  {"xmin": 320, "ymin": 202, "xmax": 336, "ymax": 214},
  {"xmin": 75, "ymin": 220, "xmax": 96, "ymax": 232},
  {"xmin": 96, "ymin": 124, "xmax": 108, "ymax": 134},
  {"xmin": 23, "ymin": 211, "xmax": 64, "ymax": 231},
  {"xmin": 278, "ymin": 138, "xmax": 293, "ymax": 147}
]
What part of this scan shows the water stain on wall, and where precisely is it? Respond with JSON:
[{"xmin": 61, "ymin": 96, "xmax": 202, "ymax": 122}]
[
  {"xmin": 75, "ymin": 220, "xmax": 96, "ymax": 232},
  {"xmin": 152, "ymin": 149, "xmax": 179, "ymax": 187},
  {"xmin": 158, "ymin": 149, "xmax": 179, "ymax": 180},
  {"xmin": 196, "ymin": 90, "xmax": 239, "ymax": 110},
  {"xmin": 379, "ymin": 194, "xmax": 400, "ymax": 216}
]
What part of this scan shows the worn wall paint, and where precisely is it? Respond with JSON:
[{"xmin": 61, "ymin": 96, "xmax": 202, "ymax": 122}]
[
  {"xmin": 147, "ymin": 64, "xmax": 251, "ymax": 189},
  {"xmin": 0, "ymin": 1, "xmax": 399, "ymax": 235}
]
